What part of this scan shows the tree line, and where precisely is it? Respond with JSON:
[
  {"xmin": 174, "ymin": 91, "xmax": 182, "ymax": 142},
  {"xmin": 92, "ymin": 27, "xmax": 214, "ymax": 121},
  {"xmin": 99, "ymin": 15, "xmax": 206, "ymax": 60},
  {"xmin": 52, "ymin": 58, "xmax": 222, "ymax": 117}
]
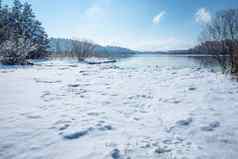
[
  {"xmin": 50, "ymin": 38, "xmax": 98, "ymax": 61},
  {"xmin": 0, "ymin": 0, "xmax": 49, "ymax": 65}
]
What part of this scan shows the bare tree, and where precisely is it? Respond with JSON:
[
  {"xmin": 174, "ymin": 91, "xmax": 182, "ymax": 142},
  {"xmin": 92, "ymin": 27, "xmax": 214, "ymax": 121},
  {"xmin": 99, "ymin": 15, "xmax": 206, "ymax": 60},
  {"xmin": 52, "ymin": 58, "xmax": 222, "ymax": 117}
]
[
  {"xmin": 199, "ymin": 9, "xmax": 238, "ymax": 73},
  {"xmin": 70, "ymin": 40, "xmax": 96, "ymax": 61}
]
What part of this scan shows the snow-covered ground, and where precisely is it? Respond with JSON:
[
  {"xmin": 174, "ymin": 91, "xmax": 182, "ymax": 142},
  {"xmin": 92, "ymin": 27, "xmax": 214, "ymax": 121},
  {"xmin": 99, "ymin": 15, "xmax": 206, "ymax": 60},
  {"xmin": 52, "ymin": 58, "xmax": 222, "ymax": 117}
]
[{"xmin": 1, "ymin": 54, "xmax": 238, "ymax": 159}]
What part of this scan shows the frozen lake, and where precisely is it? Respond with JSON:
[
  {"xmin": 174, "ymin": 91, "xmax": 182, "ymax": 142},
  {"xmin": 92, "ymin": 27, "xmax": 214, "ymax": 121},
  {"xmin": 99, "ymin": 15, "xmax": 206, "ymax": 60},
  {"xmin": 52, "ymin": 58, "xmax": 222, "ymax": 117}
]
[{"xmin": 1, "ymin": 54, "xmax": 238, "ymax": 159}]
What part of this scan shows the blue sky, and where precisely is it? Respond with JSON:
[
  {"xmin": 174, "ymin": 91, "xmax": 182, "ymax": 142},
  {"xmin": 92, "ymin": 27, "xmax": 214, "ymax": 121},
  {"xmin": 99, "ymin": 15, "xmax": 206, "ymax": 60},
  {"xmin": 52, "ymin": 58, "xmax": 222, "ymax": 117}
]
[{"xmin": 6, "ymin": 0, "xmax": 238, "ymax": 51}]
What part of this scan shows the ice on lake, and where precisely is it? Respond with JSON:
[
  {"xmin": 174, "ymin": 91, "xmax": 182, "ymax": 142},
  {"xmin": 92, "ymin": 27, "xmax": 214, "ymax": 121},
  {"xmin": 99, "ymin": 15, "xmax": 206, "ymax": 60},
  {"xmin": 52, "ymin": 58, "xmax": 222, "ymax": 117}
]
[{"xmin": 1, "ymin": 54, "xmax": 238, "ymax": 159}]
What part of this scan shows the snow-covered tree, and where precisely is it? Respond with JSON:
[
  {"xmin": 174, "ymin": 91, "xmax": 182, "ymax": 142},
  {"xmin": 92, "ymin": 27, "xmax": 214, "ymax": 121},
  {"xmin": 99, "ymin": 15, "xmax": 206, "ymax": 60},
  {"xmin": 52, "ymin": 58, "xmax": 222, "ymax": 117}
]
[
  {"xmin": 0, "ymin": 0, "xmax": 49, "ymax": 65},
  {"xmin": 22, "ymin": 2, "xmax": 49, "ymax": 59},
  {"xmin": 0, "ymin": 3, "xmax": 10, "ymax": 46}
]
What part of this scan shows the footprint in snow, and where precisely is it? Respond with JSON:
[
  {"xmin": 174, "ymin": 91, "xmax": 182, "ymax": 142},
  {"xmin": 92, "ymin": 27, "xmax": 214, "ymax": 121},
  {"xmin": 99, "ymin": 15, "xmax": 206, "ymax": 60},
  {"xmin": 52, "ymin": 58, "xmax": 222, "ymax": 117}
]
[
  {"xmin": 167, "ymin": 117, "xmax": 193, "ymax": 133},
  {"xmin": 111, "ymin": 149, "xmax": 124, "ymax": 159},
  {"xmin": 62, "ymin": 124, "xmax": 113, "ymax": 140},
  {"xmin": 188, "ymin": 87, "xmax": 196, "ymax": 91},
  {"xmin": 68, "ymin": 84, "xmax": 80, "ymax": 88},
  {"xmin": 63, "ymin": 127, "xmax": 94, "ymax": 140},
  {"xmin": 26, "ymin": 115, "xmax": 42, "ymax": 119},
  {"xmin": 155, "ymin": 146, "xmax": 172, "ymax": 154},
  {"xmin": 176, "ymin": 117, "xmax": 193, "ymax": 126},
  {"xmin": 41, "ymin": 91, "xmax": 51, "ymax": 98},
  {"xmin": 58, "ymin": 124, "xmax": 70, "ymax": 131},
  {"xmin": 34, "ymin": 78, "xmax": 62, "ymax": 84},
  {"xmin": 201, "ymin": 121, "xmax": 220, "ymax": 132}
]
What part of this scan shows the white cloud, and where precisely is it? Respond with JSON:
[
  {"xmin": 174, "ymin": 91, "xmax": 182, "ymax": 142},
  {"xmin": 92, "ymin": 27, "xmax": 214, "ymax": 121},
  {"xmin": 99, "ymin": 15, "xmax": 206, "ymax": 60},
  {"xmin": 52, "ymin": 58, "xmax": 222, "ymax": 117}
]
[
  {"xmin": 153, "ymin": 11, "xmax": 166, "ymax": 25},
  {"xmin": 195, "ymin": 8, "xmax": 211, "ymax": 24},
  {"xmin": 85, "ymin": 5, "xmax": 104, "ymax": 17},
  {"xmin": 84, "ymin": 0, "xmax": 112, "ymax": 18}
]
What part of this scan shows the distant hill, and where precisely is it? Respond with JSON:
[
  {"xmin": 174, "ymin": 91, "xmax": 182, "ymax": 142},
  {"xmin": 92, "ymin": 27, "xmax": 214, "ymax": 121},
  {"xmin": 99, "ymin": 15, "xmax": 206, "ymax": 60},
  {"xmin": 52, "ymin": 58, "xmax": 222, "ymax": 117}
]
[
  {"xmin": 49, "ymin": 38, "xmax": 137, "ymax": 58},
  {"xmin": 95, "ymin": 45, "xmax": 138, "ymax": 57},
  {"xmin": 139, "ymin": 49, "xmax": 194, "ymax": 55}
]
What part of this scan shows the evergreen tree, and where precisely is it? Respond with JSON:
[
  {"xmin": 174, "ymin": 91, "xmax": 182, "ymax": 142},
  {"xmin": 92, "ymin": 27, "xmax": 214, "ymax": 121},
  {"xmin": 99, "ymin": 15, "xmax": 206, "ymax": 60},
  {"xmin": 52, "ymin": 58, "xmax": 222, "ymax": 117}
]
[
  {"xmin": 0, "ymin": 3, "xmax": 9, "ymax": 45},
  {"xmin": 0, "ymin": 0, "xmax": 49, "ymax": 64},
  {"xmin": 27, "ymin": 20, "xmax": 49, "ymax": 59},
  {"xmin": 11, "ymin": 0, "xmax": 23, "ymax": 36},
  {"xmin": 22, "ymin": 2, "xmax": 49, "ymax": 59}
]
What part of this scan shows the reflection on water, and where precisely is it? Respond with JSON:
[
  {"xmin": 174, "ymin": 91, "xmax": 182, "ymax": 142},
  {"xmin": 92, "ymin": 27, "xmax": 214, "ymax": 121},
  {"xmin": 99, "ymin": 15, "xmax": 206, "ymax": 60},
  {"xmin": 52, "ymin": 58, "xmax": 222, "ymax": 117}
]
[{"xmin": 117, "ymin": 54, "xmax": 220, "ymax": 71}]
